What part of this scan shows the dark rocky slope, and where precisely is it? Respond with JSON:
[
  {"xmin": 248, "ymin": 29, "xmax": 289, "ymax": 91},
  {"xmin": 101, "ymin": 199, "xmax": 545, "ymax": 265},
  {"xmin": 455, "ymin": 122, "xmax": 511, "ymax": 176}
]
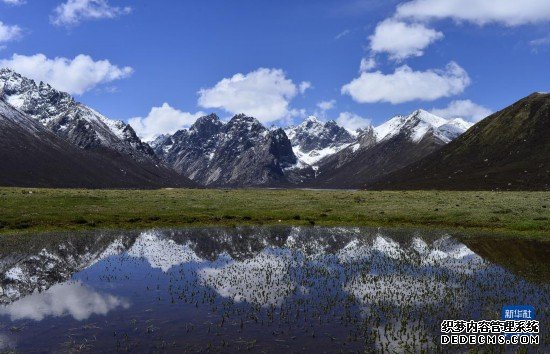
[
  {"xmin": 0, "ymin": 99, "xmax": 193, "ymax": 188},
  {"xmin": 369, "ymin": 93, "xmax": 550, "ymax": 190}
]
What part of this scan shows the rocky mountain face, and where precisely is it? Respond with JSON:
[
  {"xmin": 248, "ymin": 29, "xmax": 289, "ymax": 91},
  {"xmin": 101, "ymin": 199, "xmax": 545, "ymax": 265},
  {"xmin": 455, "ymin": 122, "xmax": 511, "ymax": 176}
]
[
  {"xmin": 153, "ymin": 114, "xmax": 299, "ymax": 186},
  {"xmin": 369, "ymin": 93, "xmax": 550, "ymax": 190},
  {"xmin": 0, "ymin": 69, "xmax": 195, "ymax": 188},
  {"xmin": 311, "ymin": 110, "xmax": 473, "ymax": 188},
  {"xmin": 285, "ymin": 117, "xmax": 356, "ymax": 167}
]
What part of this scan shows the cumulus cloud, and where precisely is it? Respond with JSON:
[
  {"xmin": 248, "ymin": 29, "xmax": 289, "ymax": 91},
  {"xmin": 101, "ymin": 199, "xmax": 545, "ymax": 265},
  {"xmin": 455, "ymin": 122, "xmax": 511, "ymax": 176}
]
[
  {"xmin": 0, "ymin": 21, "xmax": 22, "ymax": 43},
  {"xmin": 430, "ymin": 99, "xmax": 492, "ymax": 122},
  {"xmin": 359, "ymin": 57, "xmax": 377, "ymax": 72},
  {"xmin": 341, "ymin": 62, "xmax": 470, "ymax": 104},
  {"xmin": 369, "ymin": 19, "xmax": 443, "ymax": 60},
  {"xmin": 396, "ymin": 0, "xmax": 550, "ymax": 26},
  {"xmin": 0, "ymin": 53, "xmax": 133, "ymax": 95},
  {"xmin": 51, "ymin": 0, "xmax": 131, "ymax": 27},
  {"xmin": 336, "ymin": 112, "xmax": 372, "ymax": 131},
  {"xmin": 0, "ymin": 282, "xmax": 129, "ymax": 321},
  {"xmin": 129, "ymin": 103, "xmax": 206, "ymax": 141},
  {"xmin": 198, "ymin": 68, "xmax": 307, "ymax": 123}
]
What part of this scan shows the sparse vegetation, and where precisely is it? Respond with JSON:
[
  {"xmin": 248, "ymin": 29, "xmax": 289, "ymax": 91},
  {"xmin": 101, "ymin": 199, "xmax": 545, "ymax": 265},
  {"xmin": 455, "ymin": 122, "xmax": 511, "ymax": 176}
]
[{"xmin": 0, "ymin": 187, "xmax": 548, "ymax": 238}]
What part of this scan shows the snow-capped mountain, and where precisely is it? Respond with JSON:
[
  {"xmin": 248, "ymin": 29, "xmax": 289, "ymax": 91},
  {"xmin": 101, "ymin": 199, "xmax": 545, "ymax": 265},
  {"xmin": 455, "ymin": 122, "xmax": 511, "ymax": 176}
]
[
  {"xmin": 143, "ymin": 109, "xmax": 473, "ymax": 188},
  {"xmin": 154, "ymin": 113, "xmax": 299, "ymax": 186},
  {"xmin": 0, "ymin": 68, "xmax": 155, "ymax": 162},
  {"xmin": 311, "ymin": 110, "xmax": 472, "ymax": 188},
  {"xmin": 285, "ymin": 116, "xmax": 356, "ymax": 167},
  {"xmin": 374, "ymin": 109, "xmax": 473, "ymax": 144},
  {"xmin": 370, "ymin": 93, "xmax": 550, "ymax": 190},
  {"xmin": 0, "ymin": 69, "xmax": 194, "ymax": 188}
]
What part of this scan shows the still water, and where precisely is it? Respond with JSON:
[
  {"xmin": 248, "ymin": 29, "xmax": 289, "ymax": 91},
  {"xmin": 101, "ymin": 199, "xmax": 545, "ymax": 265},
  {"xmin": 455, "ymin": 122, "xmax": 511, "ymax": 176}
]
[{"xmin": 0, "ymin": 227, "xmax": 548, "ymax": 353}]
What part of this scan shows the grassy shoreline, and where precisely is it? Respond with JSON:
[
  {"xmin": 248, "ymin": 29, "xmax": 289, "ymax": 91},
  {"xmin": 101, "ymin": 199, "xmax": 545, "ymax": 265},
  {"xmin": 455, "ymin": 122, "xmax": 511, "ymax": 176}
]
[{"xmin": 0, "ymin": 187, "xmax": 548, "ymax": 239}]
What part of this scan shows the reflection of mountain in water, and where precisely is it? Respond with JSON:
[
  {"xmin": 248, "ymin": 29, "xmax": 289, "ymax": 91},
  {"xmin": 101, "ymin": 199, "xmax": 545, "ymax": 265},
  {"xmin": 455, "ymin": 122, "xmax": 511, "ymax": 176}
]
[
  {"xmin": 1, "ymin": 227, "xmax": 545, "ymax": 306},
  {"xmin": 0, "ymin": 232, "xmax": 135, "ymax": 304},
  {"xmin": 0, "ymin": 227, "xmax": 548, "ymax": 353}
]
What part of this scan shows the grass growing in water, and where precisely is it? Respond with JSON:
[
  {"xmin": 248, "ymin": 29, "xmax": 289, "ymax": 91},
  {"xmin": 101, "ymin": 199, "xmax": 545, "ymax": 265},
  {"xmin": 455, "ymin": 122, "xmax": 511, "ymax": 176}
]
[{"xmin": 0, "ymin": 187, "xmax": 548, "ymax": 238}]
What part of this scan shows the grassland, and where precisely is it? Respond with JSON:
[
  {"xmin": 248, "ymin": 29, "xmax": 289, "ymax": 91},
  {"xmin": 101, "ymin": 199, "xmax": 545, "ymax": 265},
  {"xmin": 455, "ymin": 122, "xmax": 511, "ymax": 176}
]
[{"xmin": 0, "ymin": 187, "xmax": 548, "ymax": 239}]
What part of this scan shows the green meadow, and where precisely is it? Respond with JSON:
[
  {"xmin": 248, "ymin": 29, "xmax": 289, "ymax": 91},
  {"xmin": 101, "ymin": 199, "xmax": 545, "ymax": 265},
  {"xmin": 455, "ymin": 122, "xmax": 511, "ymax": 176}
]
[{"xmin": 0, "ymin": 188, "xmax": 548, "ymax": 239}]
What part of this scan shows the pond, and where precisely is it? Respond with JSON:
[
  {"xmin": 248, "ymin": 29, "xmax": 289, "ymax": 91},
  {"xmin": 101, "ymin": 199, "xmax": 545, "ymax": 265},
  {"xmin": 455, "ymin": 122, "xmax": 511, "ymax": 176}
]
[{"xmin": 0, "ymin": 227, "xmax": 548, "ymax": 352}]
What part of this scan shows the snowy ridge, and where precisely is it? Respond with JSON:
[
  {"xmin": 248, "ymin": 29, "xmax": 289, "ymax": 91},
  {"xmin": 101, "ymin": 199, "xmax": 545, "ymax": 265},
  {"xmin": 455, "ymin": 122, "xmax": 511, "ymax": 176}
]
[
  {"xmin": 374, "ymin": 110, "xmax": 473, "ymax": 144},
  {"xmin": 0, "ymin": 68, "xmax": 155, "ymax": 160}
]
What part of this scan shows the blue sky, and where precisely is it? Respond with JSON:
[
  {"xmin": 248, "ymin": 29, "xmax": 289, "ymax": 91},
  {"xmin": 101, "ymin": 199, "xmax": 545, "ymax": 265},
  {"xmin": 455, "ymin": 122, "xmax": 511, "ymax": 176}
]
[{"xmin": 1, "ymin": 0, "xmax": 550, "ymax": 139}]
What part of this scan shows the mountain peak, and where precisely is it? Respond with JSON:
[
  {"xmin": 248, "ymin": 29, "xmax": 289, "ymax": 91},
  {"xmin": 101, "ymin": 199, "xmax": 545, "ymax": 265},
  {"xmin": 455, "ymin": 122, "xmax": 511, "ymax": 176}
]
[
  {"xmin": 409, "ymin": 109, "xmax": 448, "ymax": 126},
  {"xmin": 305, "ymin": 116, "xmax": 321, "ymax": 123},
  {"xmin": 227, "ymin": 114, "xmax": 264, "ymax": 130},
  {"xmin": 191, "ymin": 113, "xmax": 222, "ymax": 129},
  {"xmin": 374, "ymin": 109, "xmax": 469, "ymax": 143}
]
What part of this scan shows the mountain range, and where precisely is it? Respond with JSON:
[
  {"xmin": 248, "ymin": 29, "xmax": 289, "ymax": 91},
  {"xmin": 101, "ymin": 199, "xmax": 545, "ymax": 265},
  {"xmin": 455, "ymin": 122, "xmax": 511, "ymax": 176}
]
[{"xmin": 0, "ymin": 68, "xmax": 547, "ymax": 190}]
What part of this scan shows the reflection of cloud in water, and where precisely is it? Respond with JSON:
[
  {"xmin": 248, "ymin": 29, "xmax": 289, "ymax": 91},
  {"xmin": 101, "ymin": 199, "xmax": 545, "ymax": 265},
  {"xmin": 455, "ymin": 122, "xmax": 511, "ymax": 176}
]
[
  {"xmin": 0, "ymin": 281, "xmax": 129, "ymax": 321},
  {"xmin": 198, "ymin": 249, "xmax": 297, "ymax": 306},
  {"xmin": 127, "ymin": 232, "xmax": 201, "ymax": 272}
]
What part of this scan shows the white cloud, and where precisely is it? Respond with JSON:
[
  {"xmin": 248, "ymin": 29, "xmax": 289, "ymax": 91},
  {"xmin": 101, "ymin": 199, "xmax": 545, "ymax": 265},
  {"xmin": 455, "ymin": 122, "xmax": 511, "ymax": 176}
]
[
  {"xmin": 341, "ymin": 62, "xmax": 470, "ymax": 104},
  {"xmin": 336, "ymin": 112, "xmax": 372, "ymax": 131},
  {"xmin": 0, "ymin": 21, "xmax": 22, "ymax": 43},
  {"xmin": 430, "ymin": 99, "xmax": 492, "ymax": 122},
  {"xmin": 299, "ymin": 81, "xmax": 312, "ymax": 94},
  {"xmin": 198, "ymin": 68, "xmax": 306, "ymax": 123},
  {"xmin": 129, "ymin": 103, "xmax": 206, "ymax": 141},
  {"xmin": 0, "ymin": 281, "xmax": 129, "ymax": 321},
  {"xmin": 0, "ymin": 53, "xmax": 133, "ymax": 95},
  {"xmin": 317, "ymin": 99, "xmax": 336, "ymax": 111},
  {"xmin": 51, "ymin": 0, "xmax": 131, "ymax": 27},
  {"xmin": 530, "ymin": 36, "xmax": 550, "ymax": 46},
  {"xmin": 369, "ymin": 19, "xmax": 443, "ymax": 60},
  {"xmin": 359, "ymin": 57, "xmax": 377, "ymax": 72},
  {"xmin": 2, "ymin": 0, "xmax": 25, "ymax": 5},
  {"xmin": 335, "ymin": 29, "xmax": 351, "ymax": 40},
  {"xmin": 396, "ymin": 0, "xmax": 550, "ymax": 26}
]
